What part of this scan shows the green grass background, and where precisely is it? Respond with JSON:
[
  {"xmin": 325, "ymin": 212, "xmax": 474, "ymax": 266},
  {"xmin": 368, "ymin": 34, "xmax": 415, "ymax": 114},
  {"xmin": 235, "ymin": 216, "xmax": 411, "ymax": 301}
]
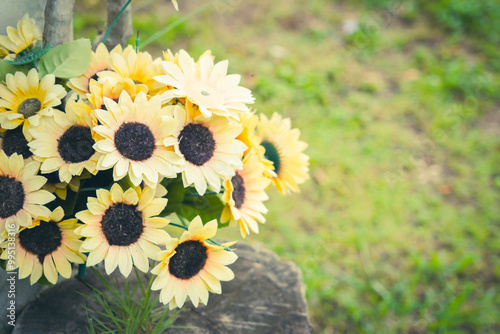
[{"xmin": 75, "ymin": 0, "xmax": 500, "ymax": 332}]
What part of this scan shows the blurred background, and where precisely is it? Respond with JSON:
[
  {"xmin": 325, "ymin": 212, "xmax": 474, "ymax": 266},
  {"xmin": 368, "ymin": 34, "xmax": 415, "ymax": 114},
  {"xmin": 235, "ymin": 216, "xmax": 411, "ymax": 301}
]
[{"xmin": 75, "ymin": 0, "xmax": 500, "ymax": 332}]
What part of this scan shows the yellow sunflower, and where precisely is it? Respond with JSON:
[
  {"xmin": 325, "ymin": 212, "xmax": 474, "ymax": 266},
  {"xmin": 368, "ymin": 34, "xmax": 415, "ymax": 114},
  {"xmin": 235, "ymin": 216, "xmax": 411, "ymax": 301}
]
[
  {"xmin": 155, "ymin": 50, "xmax": 254, "ymax": 120},
  {"xmin": 0, "ymin": 126, "xmax": 33, "ymax": 160},
  {"xmin": 93, "ymin": 91, "xmax": 183, "ymax": 188},
  {"xmin": 257, "ymin": 112, "xmax": 309, "ymax": 195},
  {"xmin": 151, "ymin": 216, "xmax": 237, "ymax": 309},
  {"xmin": 0, "ymin": 14, "xmax": 42, "ymax": 56},
  {"xmin": 164, "ymin": 102, "xmax": 246, "ymax": 195},
  {"xmin": 0, "ymin": 69, "xmax": 66, "ymax": 139},
  {"xmin": 87, "ymin": 76, "xmax": 148, "ymax": 111},
  {"xmin": 100, "ymin": 45, "xmax": 163, "ymax": 94},
  {"xmin": 29, "ymin": 101, "xmax": 99, "ymax": 183},
  {"xmin": 0, "ymin": 152, "xmax": 54, "ymax": 234},
  {"xmin": 67, "ymin": 43, "xmax": 122, "ymax": 95},
  {"xmin": 75, "ymin": 184, "xmax": 170, "ymax": 277},
  {"xmin": 221, "ymin": 150, "xmax": 271, "ymax": 237},
  {"xmin": 0, "ymin": 206, "xmax": 86, "ymax": 285}
]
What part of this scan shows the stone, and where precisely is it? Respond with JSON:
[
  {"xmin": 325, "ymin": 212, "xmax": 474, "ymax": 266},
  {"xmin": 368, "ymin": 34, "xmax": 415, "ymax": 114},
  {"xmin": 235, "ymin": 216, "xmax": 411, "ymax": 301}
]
[
  {"xmin": 11, "ymin": 243, "xmax": 313, "ymax": 334},
  {"xmin": 0, "ymin": 271, "xmax": 42, "ymax": 334}
]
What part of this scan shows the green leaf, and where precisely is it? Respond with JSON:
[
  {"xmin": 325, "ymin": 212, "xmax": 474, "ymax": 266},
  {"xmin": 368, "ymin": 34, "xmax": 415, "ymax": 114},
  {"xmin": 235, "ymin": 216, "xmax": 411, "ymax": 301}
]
[
  {"xmin": 161, "ymin": 181, "xmax": 186, "ymax": 216},
  {"xmin": 37, "ymin": 38, "xmax": 92, "ymax": 79},
  {"xmin": 178, "ymin": 193, "xmax": 225, "ymax": 225},
  {"xmin": 0, "ymin": 60, "xmax": 29, "ymax": 82}
]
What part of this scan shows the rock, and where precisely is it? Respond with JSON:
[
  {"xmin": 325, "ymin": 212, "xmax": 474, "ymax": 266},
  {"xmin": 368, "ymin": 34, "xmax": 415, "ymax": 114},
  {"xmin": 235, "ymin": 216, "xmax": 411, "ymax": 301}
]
[
  {"xmin": 12, "ymin": 243, "xmax": 313, "ymax": 334},
  {"xmin": 0, "ymin": 271, "xmax": 42, "ymax": 334}
]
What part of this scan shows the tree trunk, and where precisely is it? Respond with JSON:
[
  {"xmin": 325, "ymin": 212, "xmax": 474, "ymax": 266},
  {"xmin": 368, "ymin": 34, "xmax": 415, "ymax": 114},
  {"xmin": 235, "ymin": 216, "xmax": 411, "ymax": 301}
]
[
  {"xmin": 43, "ymin": 0, "xmax": 75, "ymax": 46},
  {"xmin": 93, "ymin": 0, "xmax": 133, "ymax": 49}
]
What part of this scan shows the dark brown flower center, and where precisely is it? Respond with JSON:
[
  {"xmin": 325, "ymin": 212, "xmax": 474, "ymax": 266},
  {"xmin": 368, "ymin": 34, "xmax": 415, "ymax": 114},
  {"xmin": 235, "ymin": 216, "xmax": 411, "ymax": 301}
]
[
  {"xmin": 19, "ymin": 220, "xmax": 62, "ymax": 264},
  {"xmin": 0, "ymin": 176, "xmax": 25, "ymax": 218},
  {"xmin": 261, "ymin": 140, "xmax": 281, "ymax": 174},
  {"xmin": 231, "ymin": 172, "xmax": 245, "ymax": 209},
  {"xmin": 57, "ymin": 125, "xmax": 95, "ymax": 163},
  {"xmin": 2, "ymin": 127, "xmax": 33, "ymax": 159},
  {"xmin": 18, "ymin": 98, "xmax": 42, "ymax": 118},
  {"xmin": 178, "ymin": 123, "xmax": 215, "ymax": 166},
  {"xmin": 169, "ymin": 240, "xmax": 208, "ymax": 279},
  {"xmin": 100, "ymin": 202, "xmax": 144, "ymax": 246},
  {"xmin": 114, "ymin": 122, "xmax": 155, "ymax": 161}
]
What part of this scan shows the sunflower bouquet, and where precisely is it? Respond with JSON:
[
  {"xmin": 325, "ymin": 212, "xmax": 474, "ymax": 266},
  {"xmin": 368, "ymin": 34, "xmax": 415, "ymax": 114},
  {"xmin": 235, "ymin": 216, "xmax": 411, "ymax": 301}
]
[{"xmin": 0, "ymin": 13, "xmax": 309, "ymax": 311}]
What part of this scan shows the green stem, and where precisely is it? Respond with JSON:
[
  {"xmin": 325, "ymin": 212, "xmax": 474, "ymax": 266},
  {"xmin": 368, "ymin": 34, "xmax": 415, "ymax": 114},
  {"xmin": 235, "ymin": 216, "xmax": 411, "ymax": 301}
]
[
  {"xmin": 102, "ymin": 0, "xmax": 133, "ymax": 44},
  {"xmin": 135, "ymin": 30, "xmax": 140, "ymax": 52},
  {"xmin": 169, "ymin": 222, "xmax": 231, "ymax": 251},
  {"xmin": 78, "ymin": 264, "xmax": 87, "ymax": 278}
]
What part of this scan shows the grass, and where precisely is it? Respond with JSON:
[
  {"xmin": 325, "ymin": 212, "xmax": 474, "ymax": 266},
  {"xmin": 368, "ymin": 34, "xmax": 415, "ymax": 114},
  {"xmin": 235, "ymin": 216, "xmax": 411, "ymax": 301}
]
[{"xmin": 75, "ymin": 0, "xmax": 500, "ymax": 332}]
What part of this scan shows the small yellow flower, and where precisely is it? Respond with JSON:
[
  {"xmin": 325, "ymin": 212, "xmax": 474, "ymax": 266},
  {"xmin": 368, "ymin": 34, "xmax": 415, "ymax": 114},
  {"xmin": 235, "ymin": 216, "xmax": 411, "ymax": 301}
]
[
  {"xmin": 93, "ymin": 91, "xmax": 183, "ymax": 188},
  {"xmin": 151, "ymin": 216, "xmax": 237, "ymax": 309},
  {"xmin": 155, "ymin": 50, "xmax": 254, "ymax": 121},
  {"xmin": 0, "ymin": 14, "xmax": 42, "ymax": 56},
  {"xmin": 75, "ymin": 184, "xmax": 170, "ymax": 277},
  {"xmin": 29, "ymin": 100, "xmax": 100, "ymax": 183},
  {"xmin": 221, "ymin": 150, "xmax": 271, "ymax": 237},
  {"xmin": 0, "ymin": 151, "xmax": 54, "ymax": 234},
  {"xmin": 257, "ymin": 112, "xmax": 309, "ymax": 195},
  {"xmin": 68, "ymin": 43, "xmax": 122, "ymax": 95},
  {"xmin": 0, "ymin": 207, "xmax": 86, "ymax": 285},
  {"xmin": 164, "ymin": 102, "xmax": 246, "ymax": 195},
  {"xmin": 0, "ymin": 69, "xmax": 66, "ymax": 139}
]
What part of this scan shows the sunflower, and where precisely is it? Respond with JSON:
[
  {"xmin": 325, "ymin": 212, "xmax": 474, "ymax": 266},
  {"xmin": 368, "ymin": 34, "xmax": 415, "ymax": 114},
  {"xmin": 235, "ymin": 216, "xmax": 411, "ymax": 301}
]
[
  {"xmin": 87, "ymin": 76, "xmax": 148, "ymax": 111},
  {"xmin": 0, "ymin": 68, "xmax": 66, "ymax": 139},
  {"xmin": 257, "ymin": 112, "xmax": 309, "ymax": 195},
  {"xmin": 151, "ymin": 216, "xmax": 237, "ymax": 309},
  {"xmin": 154, "ymin": 50, "xmax": 254, "ymax": 120},
  {"xmin": 0, "ymin": 14, "xmax": 42, "ymax": 56},
  {"xmin": 0, "ymin": 206, "xmax": 86, "ymax": 284},
  {"xmin": 29, "ymin": 101, "xmax": 99, "ymax": 183},
  {"xmin": 67, "ymin": 43, "xmax": 122, "ymax": 95},
  {"xmin": 164, "ymin": 102, "xmax": 246, "ymax": 195},
  {"xmin": 0, "ymin": 126, "xmax": 33, "ymax": 160},
  {"xmin": 0, "ymin": 152, "xmax": 54, "ymax": 234},
  {"xmin": 93, "ymin": 91, "xmax": 183, "ymax": 188},
  {"xmin": 75, "ymin": 183, "xmax": 170, "ymax": 277},
  {"xmin": 100, "ymin": 45, "xmax": 163, "ymax": 94},
  {"xmin": 221, "ymin": 150, "xmax": 270, "ymax": 237}
]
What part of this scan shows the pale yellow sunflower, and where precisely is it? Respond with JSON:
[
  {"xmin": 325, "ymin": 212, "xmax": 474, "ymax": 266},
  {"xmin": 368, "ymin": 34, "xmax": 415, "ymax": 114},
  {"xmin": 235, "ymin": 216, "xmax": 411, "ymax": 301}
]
[
  {"xmin": 0, "ymin": 69, "xmax": 66, "ymax": 139},
  {"xmin": 67, "ymin": 43, "xmax": 122, "ymax": 95},
  {"xmin": 100, "ymin": 45, "xmax": 163, "ymax": 94},
  {"xmin": 221, "ymin": 150, "xmax": 270, "ymax": 237},
  {"xmin": 257, "ymin": 112, "xmax": 309, "ymax": 194},
  {"xmin": 28, "ymin": 101, "xmax": 100, "ymax": 183},
  {"xmin": 75, "ymin": 184, "xmax": 170, "ymax": 277},
  {"xmin": 87, "ymin": 76, "xmax": 148, "ymax": 111},
  {"xmin": 151, "ymin": 216, "xmax": 237, "ymax": 309},
  {"xmin": 0, "ymin": 206, "xmax": 86, "ymax": 284},
  {"xmin": 155, "ymin": 50, "xmax": 254, "ymax": 121},
  {"xmin": 164, "ymin": 102, "xmax": 246, "ymax": 195},
  {"xmin": 0, "ymin": 14, "xmax": 42, "ymax": 56},
  {"xmin": 0, "ymin": 152, "xmax": 54, "ymax": 234},
  {"xmin": 93, "ymin": 91, "xmax": 183, "ymax": 188}
]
